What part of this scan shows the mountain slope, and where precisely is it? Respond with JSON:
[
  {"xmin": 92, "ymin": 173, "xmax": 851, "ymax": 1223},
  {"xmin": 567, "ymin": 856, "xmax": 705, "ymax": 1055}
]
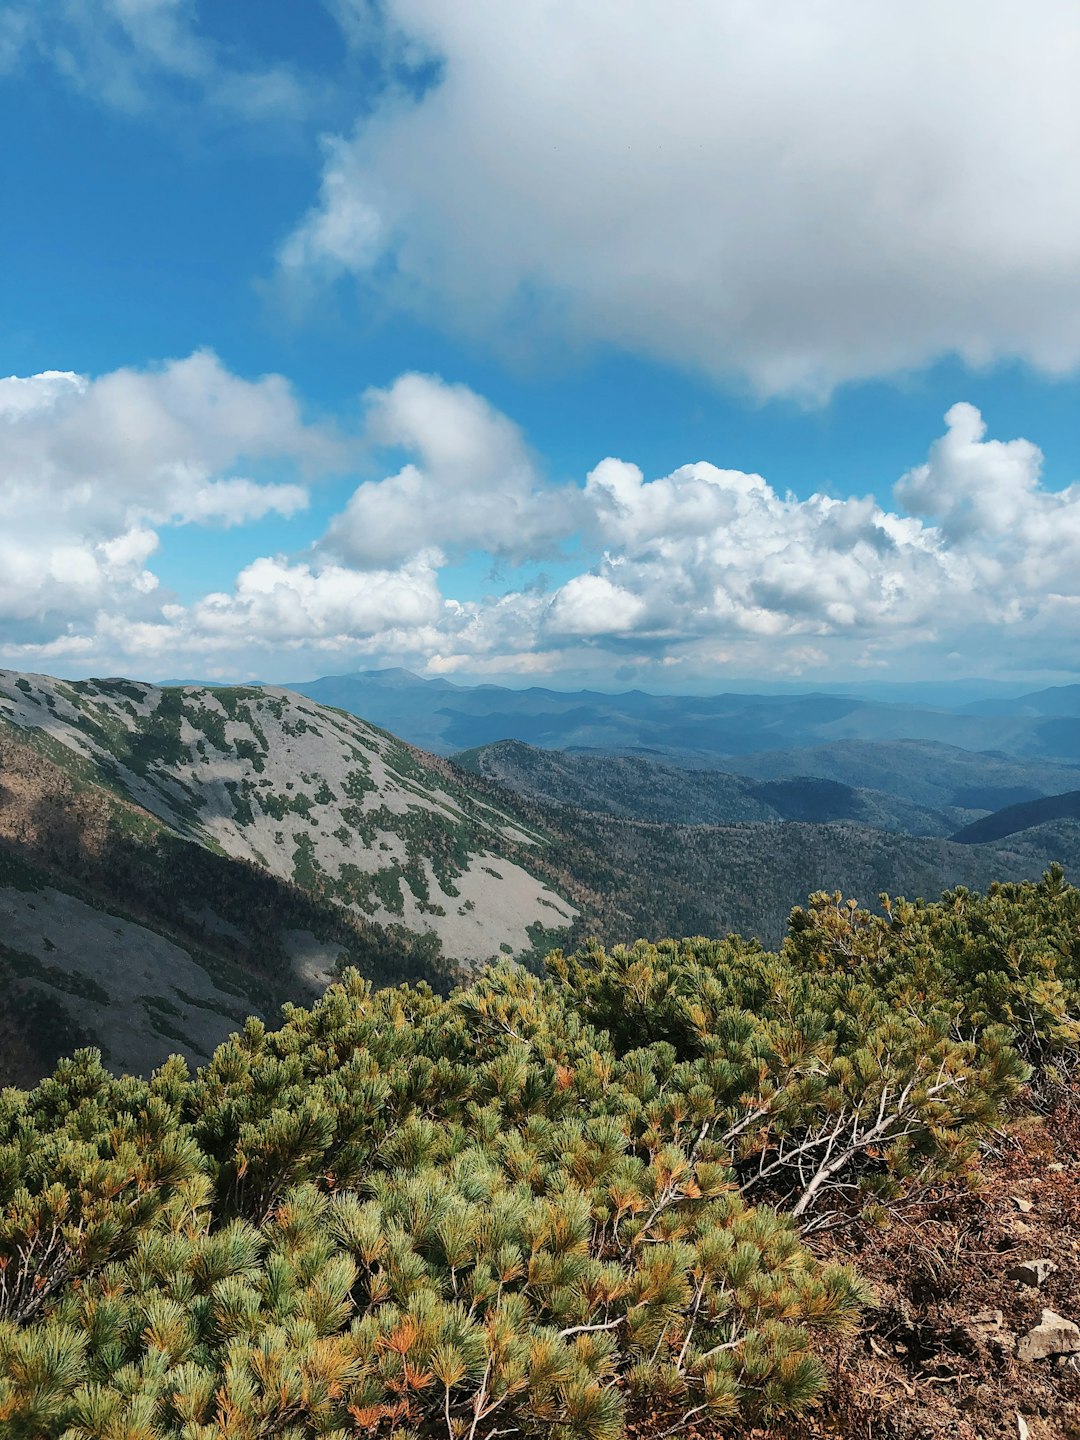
[
  {"xmin": 454, "ymin": 739, "xmax": 960, "ymax": 834},
  {"xmin": 0, "ymin": 671, "xmax": 578, "ymax": 968},
  {"xmin": 1, "ymin": 669, "xmax": 1074, "ymax": 1087},
  {"xmin": 0, "ymin": 720, "xmax": 475, "ymax": 1084},
  {"xmin": 951, "ymin": 789, "xmax": 1080, "ymax": 844}
]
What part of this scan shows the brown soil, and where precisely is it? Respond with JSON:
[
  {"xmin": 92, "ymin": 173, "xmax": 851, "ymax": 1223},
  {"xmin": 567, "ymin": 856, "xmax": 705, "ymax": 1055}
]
[
  {"xmin": 623, "ymin": 1086, "xmax": 1080, "ymax": 1440},
  {"xmin": 768, "ymin": 1086, "xmax": 1080, "ymax": 1440}
]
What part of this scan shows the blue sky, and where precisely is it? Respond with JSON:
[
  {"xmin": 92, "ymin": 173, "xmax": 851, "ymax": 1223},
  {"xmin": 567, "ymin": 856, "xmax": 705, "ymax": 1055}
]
[{"xmin": 2, "ymin": 1, "xmax": 1080, "ymax": 690}]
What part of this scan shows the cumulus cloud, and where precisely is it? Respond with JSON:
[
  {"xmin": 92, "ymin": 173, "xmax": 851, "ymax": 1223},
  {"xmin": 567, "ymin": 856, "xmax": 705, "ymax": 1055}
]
[
  {"xmin": 896, "ymin": 401, "xmax": 1080, "ymax": 567},
  {"xmin": 283, "ymin": 0, "xmax": 1080, "ymax": 397},
  {"xmin": 560, "ymin": 458, "xmax": 956, "ymax": 644},
  {"xmin": 4, "ymin": 369, "xmax": 1080, "ymax": 684},
  {"xmin": 533, "ymin": 403, "xmax": 1080, "ymax": 664},
  {"xmin": 193, "ymin": 553, "xmax": 443, "ymax": 642},
  {"xmin": 325, "ymin": 372, "xmax": 578, "ymax": 567},
  {"xmin": 0, "ymin": 351, "xmax": 331, "ymax": 644},
  {"xmin": 546, "ymin": 575, "xmax": 647, "ymax": 638}
]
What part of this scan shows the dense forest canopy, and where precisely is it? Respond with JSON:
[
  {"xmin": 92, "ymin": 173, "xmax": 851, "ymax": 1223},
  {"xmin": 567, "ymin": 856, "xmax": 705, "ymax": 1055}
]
[{"xmin": 1, "ymin": 869, "xmax": 1077, "ymax": 1439}]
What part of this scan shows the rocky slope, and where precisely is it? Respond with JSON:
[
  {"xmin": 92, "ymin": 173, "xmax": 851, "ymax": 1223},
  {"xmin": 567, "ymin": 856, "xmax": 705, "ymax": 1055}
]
[
  {"xmin": 0, "ymin": 718, "xmax": 499, "ymax": 1084},
  {"xmin": 0, "ymin": 671, "xmax": 579, "ymax": 1081},
  {"xmin": 0, "ymin": 671, "xmax": 577, "ymax": 964}
]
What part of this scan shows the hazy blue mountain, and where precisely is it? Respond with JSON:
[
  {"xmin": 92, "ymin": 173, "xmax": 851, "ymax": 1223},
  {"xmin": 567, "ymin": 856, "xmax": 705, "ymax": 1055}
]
[
  {"xmin": 285, "ymin": 669, "xmax": 1080, "ymax": 764},
  {"xmin": 958, "ymin": 683, "xmax": 1080, "ymax": 718},
  {"xmin": 720, "ymin": 739, "xmax": 1080, "ymax": 811}
]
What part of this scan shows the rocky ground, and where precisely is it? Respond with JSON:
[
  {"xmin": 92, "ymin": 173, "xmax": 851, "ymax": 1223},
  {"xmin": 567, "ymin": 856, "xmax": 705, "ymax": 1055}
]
[
  {"xmin": 622, "ymin": 1085, "xmax": 1080, "ymax": 1440},
  {"xmin": 775, "ymin": 1086, "xmax": 1080, "ymax": 1440}
]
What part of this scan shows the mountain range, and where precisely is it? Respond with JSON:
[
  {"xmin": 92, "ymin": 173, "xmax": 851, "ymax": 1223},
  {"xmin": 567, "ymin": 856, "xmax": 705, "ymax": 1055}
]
[
  {"xmin": 286, "ymin": 668, "xmax": 1080, "ymax": 765},
  {"xmin": 2, "ymin": 667, "xmax": 1078, "ymax": 1087}
]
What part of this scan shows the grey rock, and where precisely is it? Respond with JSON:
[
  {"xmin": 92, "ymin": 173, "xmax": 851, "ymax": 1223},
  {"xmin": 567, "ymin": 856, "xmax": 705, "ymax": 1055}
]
[
  {"xmin": 1007, "ymin": 1257, "xmax": 1058, "ymax": 1287},
  {"xmin": 953, "ymin": 1308, "xmax": 1014, "ymax": 1356},
  {"xmin": 1018, "ymin": 1309, "xmax": 1080, "ymax": 1363}
]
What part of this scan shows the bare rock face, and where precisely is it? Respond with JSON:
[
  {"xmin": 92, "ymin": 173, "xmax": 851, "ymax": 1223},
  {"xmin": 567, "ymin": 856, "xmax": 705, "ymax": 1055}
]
[
  {"xmin": 1017, "ymin": 1309, "xmax": 1080, "ymax": 1364},
  {"xmin": 1006, "ymin": 1257, "xmax": 1058, "ymax": 1287}
]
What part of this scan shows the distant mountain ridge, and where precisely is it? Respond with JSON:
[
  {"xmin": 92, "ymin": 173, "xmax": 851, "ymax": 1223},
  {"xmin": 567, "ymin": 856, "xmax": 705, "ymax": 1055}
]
[
  {"xmin": 952, "ymin": 790, "xmax": 1080, "ymax": 845},
  {"xmin": 959, "ymin": 683, "xmax": 1080, "ymax": 717},
  {"xmin": 285, "ymin": 668, "xmax": 1080, "ymax": 764}
]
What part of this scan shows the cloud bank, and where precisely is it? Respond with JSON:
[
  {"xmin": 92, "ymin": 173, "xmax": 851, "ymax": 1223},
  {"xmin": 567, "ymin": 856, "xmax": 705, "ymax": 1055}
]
[
  {"xmin": 282, "ymin": 0, "xmax": 1080, "ymax": 398},
  {"xmin": 2, "ymin": 359, "xmax": 1078, "ymax": 683}
]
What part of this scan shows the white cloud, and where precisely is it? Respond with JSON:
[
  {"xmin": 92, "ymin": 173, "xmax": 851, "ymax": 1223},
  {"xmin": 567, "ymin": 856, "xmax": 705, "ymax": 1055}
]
[
  {"xmin": 284, "ymin": 0, "xmax": 1080, "ymax": 397},
  {"xmin": 1, "ymin": 0, "xmax": 305, "ymax": 121},
  {"xmin": 546, "ymin": 575, "xmax": 647, "ymax": 638},
  {"xmin": 4, "ymin": 369, "xmax": 1080, "ymax": 685},
  {"xmin": 324, "ymin": 372, "xmax": 578, "ymax": 566},
  {"xmin": 534, "ymin": 403, "xmax": 1080, "ymax": 663},
  {"xmin": 193, "ymin": 553, "xmax": 442, "ymax": 641},
  {"xmin": 896, "ymin": 401, "xmax": 1080, "ymax": 584},
  {"xmin": 0, "ymin": 351, "xmax": 333, "ymax": 644}
]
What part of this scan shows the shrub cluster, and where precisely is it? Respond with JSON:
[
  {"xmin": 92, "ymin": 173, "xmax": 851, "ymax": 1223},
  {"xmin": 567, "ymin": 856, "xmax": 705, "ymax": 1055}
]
[{"xmin": 1, "ymin": 868, "xmax": 1077, "ymax": 1439}]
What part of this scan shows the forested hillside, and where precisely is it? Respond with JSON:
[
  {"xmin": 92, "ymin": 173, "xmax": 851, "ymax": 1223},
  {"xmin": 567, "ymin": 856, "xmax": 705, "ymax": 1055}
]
[
  {"xmin": 2, "ymin": 670, "xmax": 1074, "ymax": 1085},
  {"xmin": 2, "ymin": 870, "xmax": 1078, "ymax": 1440},
  {"xmin": 491, "ymin": 800, "xmax": 1060, "ymax": 948},
  {"xmin": 455, "ymin": 739, "xmax": 965, "ymax": 834}
]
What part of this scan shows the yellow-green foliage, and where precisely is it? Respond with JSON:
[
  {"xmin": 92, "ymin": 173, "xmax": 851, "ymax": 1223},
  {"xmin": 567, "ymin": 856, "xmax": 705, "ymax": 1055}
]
[{"xmin": 1, "ymin": 869, "xmax": 1076, "ymax": 1439}]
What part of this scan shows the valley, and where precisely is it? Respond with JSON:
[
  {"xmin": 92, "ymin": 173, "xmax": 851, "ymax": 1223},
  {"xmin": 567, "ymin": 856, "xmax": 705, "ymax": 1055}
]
[{"xmin": 2, "ymin": 667, "xmax": 1078, "ymax": 1087}]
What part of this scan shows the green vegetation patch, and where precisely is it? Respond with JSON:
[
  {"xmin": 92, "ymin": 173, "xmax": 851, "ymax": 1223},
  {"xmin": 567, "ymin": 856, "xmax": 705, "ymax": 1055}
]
[
  {"xmin": 224, "ymin": 780, "xmax": 255, "ymax": 828},
  {"xmin": 3, "ymin": 870, "xmax": 1078, "ymax": 1438},
  {"xmin": 0, "ymin": 938, "xmax": 111, "ymax": 1005}
]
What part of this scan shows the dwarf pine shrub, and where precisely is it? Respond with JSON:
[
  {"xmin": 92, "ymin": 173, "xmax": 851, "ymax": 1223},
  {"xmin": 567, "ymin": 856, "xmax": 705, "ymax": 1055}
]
[{"xmin": 1, "ymin": 870, "xmax": 1075, "ymax": 1438}]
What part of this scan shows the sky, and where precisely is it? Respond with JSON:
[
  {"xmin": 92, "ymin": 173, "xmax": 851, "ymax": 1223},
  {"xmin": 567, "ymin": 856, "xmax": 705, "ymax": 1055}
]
[{"xmin": 3, "ymin": 0, "xmax": 1080, "ymax": 692}]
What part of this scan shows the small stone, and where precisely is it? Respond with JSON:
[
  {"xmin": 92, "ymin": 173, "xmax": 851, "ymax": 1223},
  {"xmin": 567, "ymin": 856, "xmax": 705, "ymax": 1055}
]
[
  {"xmin": 1018, "ymin": 1309, "xmax": 1080, "ymax": 1364},
  {"xmin": 953, "ymin": 1309, "xmax": 1014, "ymax": 1356},
  {"xmin": 1012, "ymin": 1197, "xmax": 1034, "ymax": 1213},
  {"xmin": 1007, "ymin": 1258, "xmax": 1058, "ymax": 1287},
  {"xmin": 1017, "ymin": 1416, "xmax": 1030, "ymax": 1440}
]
